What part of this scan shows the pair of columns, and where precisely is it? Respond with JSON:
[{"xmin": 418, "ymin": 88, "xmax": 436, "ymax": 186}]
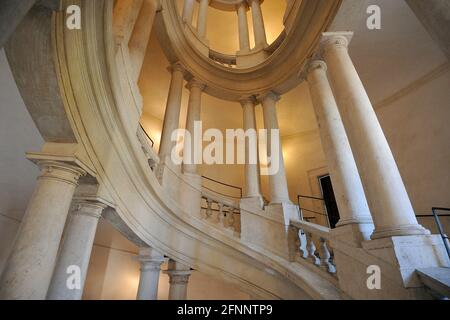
[
  {"xmin": 240, "ymin": 93, "xmax": 290, "ymax": 205},
  {"xmin": 236, "ymin": 0, "xmax": 268, "ymax": 52},
  {"xmin": 182, "ymin": 0, "xmax": 210, "ymax": 39},
  {"xmin": 303, "ymin": 32, "xmax": 428, "ymax": 239},
  {"xmin": 182, "ymin": 0, "xmax": 267, "ymax": 51},
  {"xmin": 0, "ymin": 158, "xmax": 107, "ymax": 299},
  {"xmin": 136, "ymin": 252, "xmax": 192, "ymax": 300},
  {"xmin": 158, "ymin": 63, "xmax": 206, "ymax": 176}
]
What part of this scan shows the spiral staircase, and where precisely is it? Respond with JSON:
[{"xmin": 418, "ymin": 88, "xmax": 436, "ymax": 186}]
[{"xmin": 0, "ymin": 0, "xmax": 449, "ymax": 300}]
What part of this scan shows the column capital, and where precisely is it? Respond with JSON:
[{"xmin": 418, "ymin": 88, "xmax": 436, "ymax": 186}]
[
  {"xmin": 299, "ymin": 59, "xmax": 327, "ymax": 81},
  {"xmin": 186, "ymin": 78, "xmax": 206, "ymax": 91},
  {"xmin": 70, "ymin": 200, "xmax": 107, "ymax": 219},
  {"xmin": 239, "ymin": 96, "xmax": 256, "ymax": 107},
  {"xmin": 246, "ymin": 0, "xmax": 264, "ymax": 5},
  {"xmin": 167, "ymin": 62, "xmax": 188, "ymax": 77},
  {"xmin": 319, "ymin": 32, "xmax": 353, "ymax": 55},
  {"xmin": 138, "ymin": 247, "xmax": 165, "ymax": 270},
  {"xmin": 236, "ymin": 1, "xmax": 249, "ymax": 11},
  {"xmin": 257, "ymin": 91, "xmax": 281, "ymax": 104},
  {"xmin": 166, "ymin": 271, "xmax": 192, "ymax": 285},
  {"xmin": 35, "ymin": 160, "xmax": 87, "ymax": 186}
]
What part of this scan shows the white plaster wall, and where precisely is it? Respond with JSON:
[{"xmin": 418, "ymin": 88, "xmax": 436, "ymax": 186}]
[{"xmin": 0, "ymin": 49, "xmax": 44, "ymax": 274}]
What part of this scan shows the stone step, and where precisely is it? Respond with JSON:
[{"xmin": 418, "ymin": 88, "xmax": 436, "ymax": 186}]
[{"xmin": 416, "ymin": 267, "xmax": 450, "ymax": 299}]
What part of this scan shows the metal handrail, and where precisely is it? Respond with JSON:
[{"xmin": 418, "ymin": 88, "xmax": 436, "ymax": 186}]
[
  {"xmin": 202, "ymin": 176, "xmax": 243, "ymax": 199},
  {"xmin": 297, "ymin": 194, "xmax": 331, "ymax": 228},
  {"xmin": 431, "ymin": 207, "xmax": 450, "ymax": 258},
  {"xmin": 139, "ymin": 124, "xmax": 155, "ymax": 148}
]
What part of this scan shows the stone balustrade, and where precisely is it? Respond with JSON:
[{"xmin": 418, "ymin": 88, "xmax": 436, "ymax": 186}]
[
  {"xmin": 201, "ymin": 191, "xmax": 241, "ymax": 236},
  {"xmin": 289, "ymin": 219, "xmax": 337, "ymax": 276},
  {"xmin": 137, "ymin": 125, "xmax": 160, "ymax": 171}
]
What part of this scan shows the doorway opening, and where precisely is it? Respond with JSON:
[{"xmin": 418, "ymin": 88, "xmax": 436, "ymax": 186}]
[{"xmin": 319, "ymin": 175, "xmax": 340, "ymax": 229}]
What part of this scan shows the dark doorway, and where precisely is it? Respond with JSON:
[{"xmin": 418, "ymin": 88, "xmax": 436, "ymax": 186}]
[{"xmin": 319, "ymin": 175, "xmax": 340, "ymax": 229}]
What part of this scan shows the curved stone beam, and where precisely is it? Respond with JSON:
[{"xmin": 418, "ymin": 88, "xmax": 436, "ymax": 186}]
[
  {"xmin": 5, "ymin": 4, "xmax": 76, "ymax": 143},
  {"xmin": 0, "ymin": 0, "xmax": 37, "ymax": 49}
]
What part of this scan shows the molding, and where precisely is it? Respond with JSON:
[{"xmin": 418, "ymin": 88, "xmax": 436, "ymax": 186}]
[
  {"xmin": 280, "ymin": 129, "xmax": 320, "ymax": 140},
  {"xmin": 374, "ymin": 62, "xmax": 450, "ymax": 110}
]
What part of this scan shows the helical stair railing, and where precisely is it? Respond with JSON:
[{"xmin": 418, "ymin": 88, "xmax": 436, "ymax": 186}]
[{"xmin": 5, "ymin": 0, "xmax": 346, "ymax": 299}]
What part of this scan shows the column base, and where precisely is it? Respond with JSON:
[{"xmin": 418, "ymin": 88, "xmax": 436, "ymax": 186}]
[
  {"xmin": 240, "ymin": 195, "xmax": 264, "ymax": 210},
  {"xmin": 362, "ymin": 235, "xmax": 450, "ymax": 288},
  {"xmin": 331, "ymin": 222, "xmax": 374, "ymax": 247},
  {"xmin": 236, "ymin": 47, "xmax": 269, "ymax": 68},
  {"xmin": 371, "ymin": 224, "xmax": 430, "ymax": 240}
]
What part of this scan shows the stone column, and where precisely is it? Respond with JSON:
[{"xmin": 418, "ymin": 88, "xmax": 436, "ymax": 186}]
[
  {"xmin": 182, "ymin": 0, "xmax": 195, "ymax": 24},
  {"xmin": 260, "ymin": 92, "xmax": 291, "ymax": 204},
  {"xmin": 129, "ymin": 0, "xmax": 160, "ymax": 81},
  {"xmin": 236, "ymin": 2, "xmax": 250, "ymax": 52},
  {"xmin": 136, "ymin": 247, "xmax": 164, "ymax": 300},
  {"xmin": 320, "ymin": 32, "xmax": 428, "ymax": 239},
  {"xmin": 46, "ymin": 200, "xmax": 106, "ymax": 300},
  {"xmin": 197, "ymin": 0, "xmax": 209, "ymax": 39},
  {"xmin": 183, "ymin": 79, "xmax": 205, "ymax": 174},
  {"xmin": 166, "ymin": 260, "xmax": 192, "ymax": 300},
  {"xmin": 249, "ymin": 0, "xmax": 267, "ymax": 48},
  {"xmin": 305, "ymin": 60, "xmax": 373, "ymax": 237},
  {"xmin": 159, "ymin": 63, "xmax": 185, "ymax": 163},
  {"xmin": 241, "ymin": 97, "xmax": 263, "ymax": 200},
  {"xmin": 0, "ymin": 160, "xmax": 86, "ymax": 299}
]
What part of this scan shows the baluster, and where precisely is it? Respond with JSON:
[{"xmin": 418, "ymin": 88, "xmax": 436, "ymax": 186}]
[
  {"xmin": 218, "ymin": 203, "xmax": 225, "ymax": 227},
  {"xmin": 225, "ymin": 206, "xmax": 234, "ymax": 229},
  {"xmin": 205, "ymin": 198, "xmax": 213, "ymax": 220},
  {"xmin": 299, "ymin": 230, "xmax": 308, "ymax": 259},
  {"xmin": 233, "ymin": 210, "xmax": 241, "ymax": 233},
  {"xmin": 305, "ymin": 232, "xmax": 320, "ymax": 266},
  {"xmin": 288, "ymin": 226, "xmax": 300, "ymax": 261},
  {"xmin": 318, "ymin": 238, "xmax": 336, "ymax": 274},
  {"xmin": 211, "ymin": 201, "xmax": 220, "ymax": 224}
]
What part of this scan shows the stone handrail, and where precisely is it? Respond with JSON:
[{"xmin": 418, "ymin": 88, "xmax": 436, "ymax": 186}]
[
  {"xmin": 264, "ymin": 30, "xmax": 287, "ymax": 54},
  {"xmin": 209, "ymin": 49, "xmax": 237, "ymax": 68},
  {"xmin": 289, "ymin": 219, "xmax": 337, "ymax": 275},
  {"xmin": 137, "ymin": 125, "xmax": 159, "ymax": 171}
]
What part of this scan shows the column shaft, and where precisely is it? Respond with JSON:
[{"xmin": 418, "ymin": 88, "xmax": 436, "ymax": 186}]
[
  {"xmin": 306, "ymin": 60, "xmax": 373, "ymax": 228},
  {"xmin": 249, "ymin": 0, "xmax": 267, "ymax": 48},
  {"xmin": 261, "ymin": 92, "xmax": 291, "ymax": 204},
  {"xmin": 47, "ymin": 200, "xmax": 106, "ymax": 300},
  {"xmin": 321, "ymin": 33, "xmax": 428, "ymax": 239},
  {"xmin": 159, "ymin": 64, "xmax": 185, "ymax": 162},
  {"xmin": 183, "ymin": 80, "xmax": 205, "ymax": 174},
  {"xmin": 197, "ymin": 0, "xmax": 209, "ymax": 39},
  {"xmin": 136, "ymin": 247, "xmax": 164, "ymax": 300},
  {"xmin": 241, "ymin": 98, "xmax": 262, "ymax": 199},
  {"xmin": 0, "ymin": 160, "xmax": 85, "ymax": 299},
  {"xmin": 129, "ymin": 0, "xmax": 159, "ymax": 82},
  {"xmin": 182, "ymin": 0, "xmax": 195, "ymax": 24},
  {"xmin": 237, "ymin": 3, "xmax": 250, "ymax": 51}
]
